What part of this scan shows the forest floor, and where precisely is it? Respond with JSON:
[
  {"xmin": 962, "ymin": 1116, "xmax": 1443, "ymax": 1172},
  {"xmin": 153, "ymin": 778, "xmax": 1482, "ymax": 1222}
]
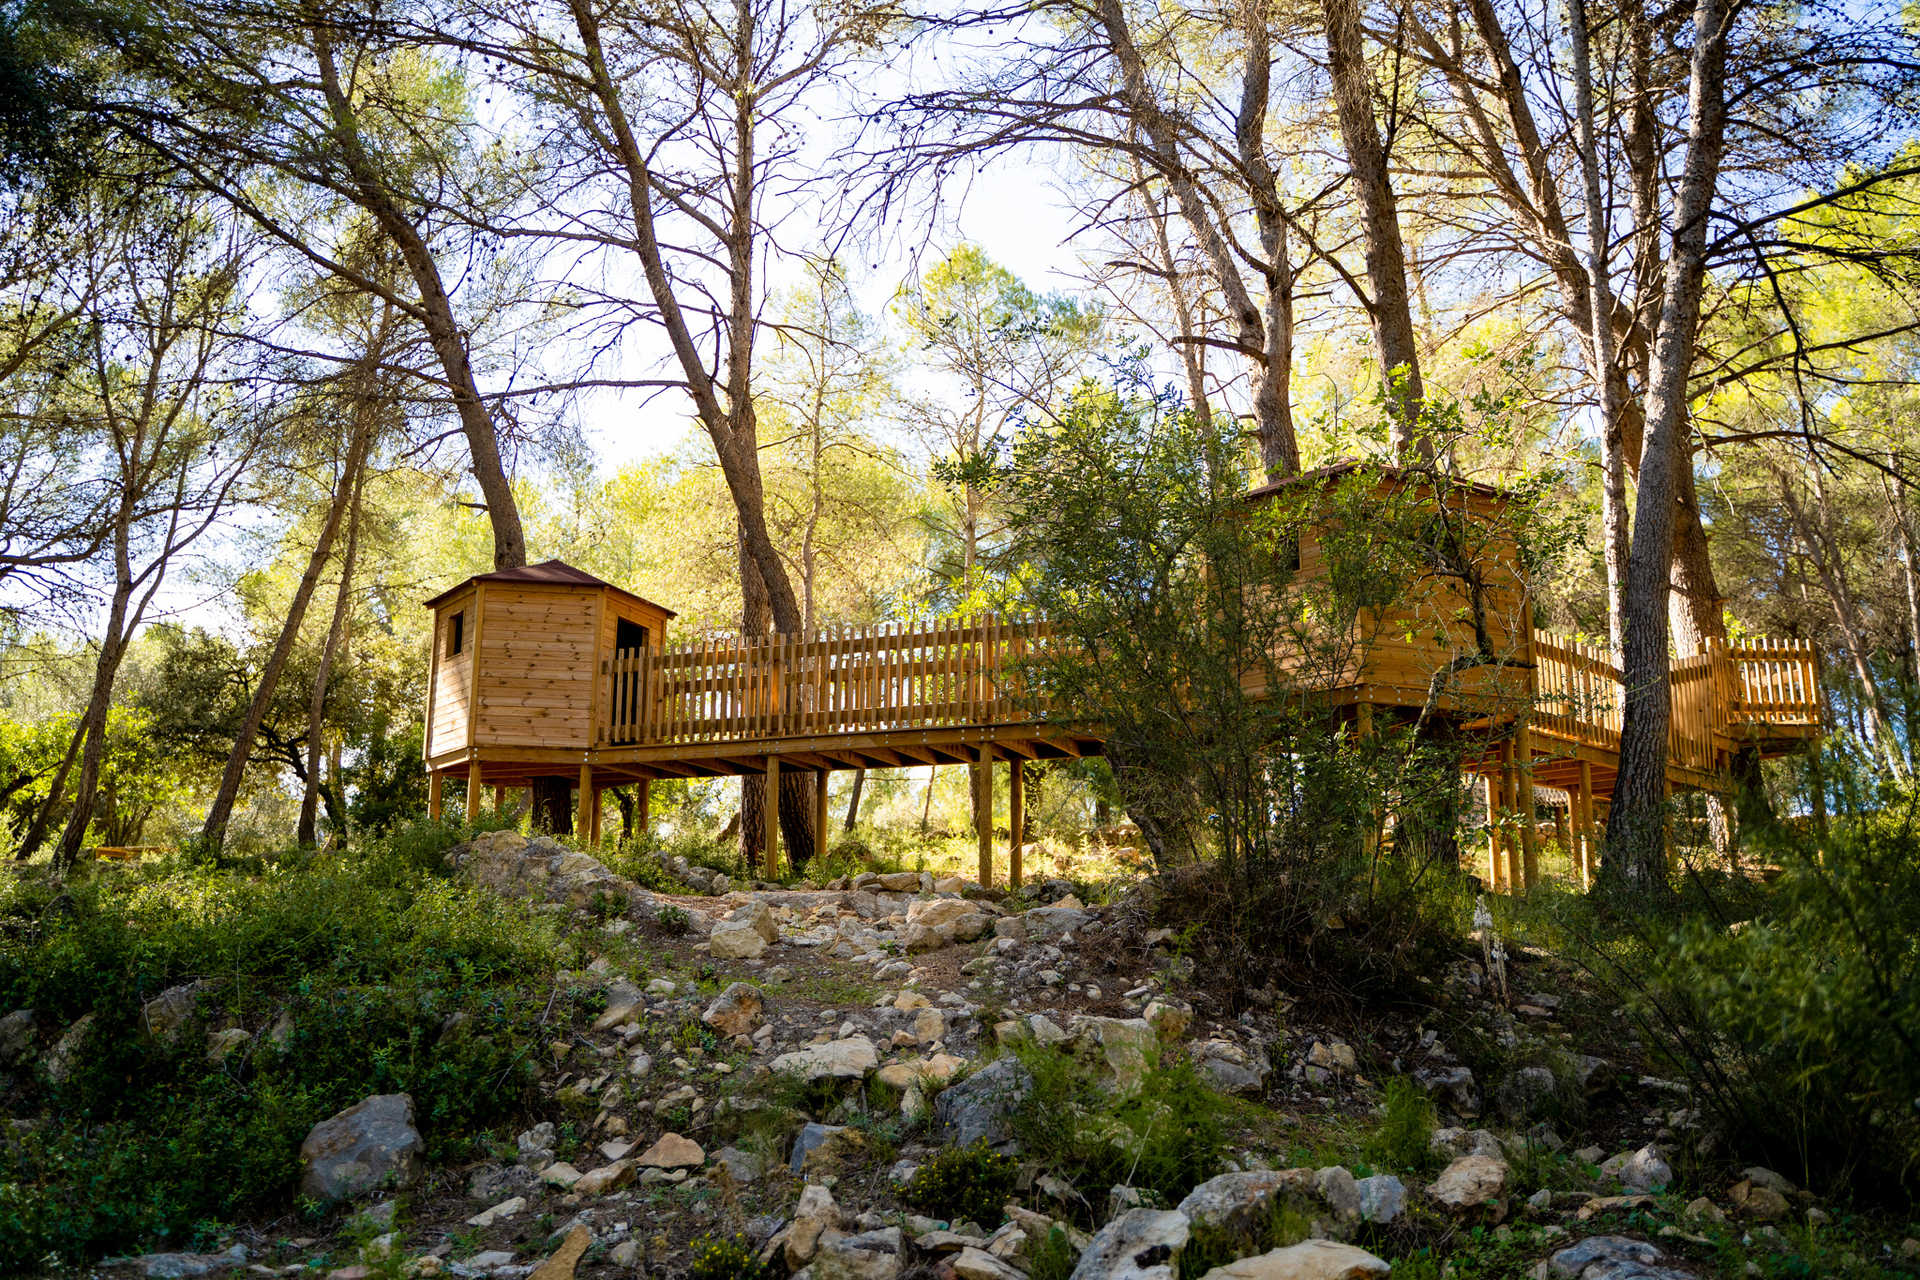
[{"xmin": 4, "ymin": 829, "xmax": 1916, "ymax": 1280}]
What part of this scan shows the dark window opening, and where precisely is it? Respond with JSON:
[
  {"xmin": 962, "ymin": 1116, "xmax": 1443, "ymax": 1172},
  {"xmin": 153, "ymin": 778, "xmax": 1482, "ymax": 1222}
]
[
  {"xmin": 615, "ymin": 617, "xmax": 647, "ymax": 654},
  {"xmin": 448, "ymin": 611, "xmax": 464, "ymax": 656}
]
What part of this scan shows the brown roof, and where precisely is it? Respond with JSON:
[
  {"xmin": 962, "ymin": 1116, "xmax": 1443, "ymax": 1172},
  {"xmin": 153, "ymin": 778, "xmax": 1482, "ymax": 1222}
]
[
  {"xmin": 423, "ymin": 559, "xmax": 678, "ymax": 616},
  {"xmin": 1241, "ymin": 459, "xmax": 1512, "ymax": 505}
]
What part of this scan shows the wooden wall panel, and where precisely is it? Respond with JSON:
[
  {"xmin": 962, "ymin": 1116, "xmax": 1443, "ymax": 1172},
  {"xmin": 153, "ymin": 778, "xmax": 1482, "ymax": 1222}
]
[
  {"xmin": 427, "ymin": 589, "xmax": 475, "ymax": 757},
  {"xmin": 475, "ymin": 585, "xmax": 597, "ymax": 748}
]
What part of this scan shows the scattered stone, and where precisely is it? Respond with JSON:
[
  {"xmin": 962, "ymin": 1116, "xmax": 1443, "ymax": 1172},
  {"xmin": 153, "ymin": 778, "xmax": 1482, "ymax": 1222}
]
[
  {"xmin": 1415, "ymin": 1065, "xmax": 1480, "ymax": 1116},
  {"xmin": 1742, "ymin": 1167, "xmax": 1797, "ymax": 1196},
  {"xmin": 1307, "ymin": 1040, "xmax": 1357, "ymax": 1073},
  {"xmin": 1575, "ymin": 1195, "xmax": 1658, "ymax": 1221},
  {"xmin": 0, "ymin": 1007, "xmax": 32, "ymax": 1067},
  {"xmin": 573, "ymin": 1161, "xmax": 633, "ymax": 1195},
  {"xmin": 1683, "ymin": 1197, "xmax": 1726, "ymax": 1224},
  {"xmin": 1427, "ymin": 1154, "xmax": 1508, "ymax": 1216},
  {"xmin": 1142, "ymin": 999, "xmax": 1191, "ymax": 1042},
  {"xmin": 710, "ymin": 920, "xmax": 769, "ymax": 959},
  {"xmin": 1603, "ymin": 1145, "xmax": 1672, "ymax": 1193},
  {"xmin": 129, "ymin": 1245, "xmax": 249, "ymax": 1278},
  {"xmin": 1069, "ymin": 1208, "xmax": 1189, "ymax": 1280},
  {"xmin": 449, "ymin": 831, "xmax": 636, "ymax": 911},
  {"xmin": 1548, "ymin": 1234, "xmax": 1691, "ymax": 1280},
  {"xmin": 1494, "ymin": 1065, "xmax": 1561, "ymax": 1120},
  {"xmin": 814, "ymin": 1225, "xmax": 903, "ymax": 1279},
  {"xmin": 540, "ymin": 1162, "xmax": 583, "ymax": 1189},
  {"xmin": 635, "ymin": 1133, "xmax": 704, "ymax": 1169},
  {"xmin": 593, "ymin": 981, "xmax": 645, "ymax": 1030},
  {"xmin": 141, "ymin": 981, "xmax": 217, "ymax": 1042},
  {"xmin": 526, "ymin": 1224, "xmax": 591, "ymax": 1280},
  {"xmin": 1315, "ymin": 1166, "xmax": 1360, "ymax": 1220},
  {"xmin": 1196, "ymin": 1239, "xmax": 1390, "ymax": 1280},
  {"xmin": 1729, "ymin": 1179, "xmax": 1790, "ymax": 1222},
  {"xmin": 712, "ymin": 1145, "xmax": 763, "ymax": 1184},
  {"xmin": 952, "ymin": 1246, "xmax": 1027, "ymax": 1279},
  {"xmin": 702, "ymin": 982, "xmax": 765, "ymax": 1037},
  {"xmin": 1074, "ymin": 1016, "xmax": 1157, "ymax": 1093},
  {"xmin": 466, "ymin": 1197, "xmax": 526, "ymax": 1229},
  {"xmin": 298, "ymin": 1094, "xmax": 424, "ymax": 1203},
  {"xmin": 790, "ymin": 1122, "xmax": 862, "ymax": 1171},
  {"xmin": 1354, "ymin": 1174, "xmax": 1406, "ymax": 1225},
  {"xmin": 728, "ymin": 900, "xmax": 781, "ymax": 943},
  {"xmin": 787, "ymin": 1183, "xmax": 843, "ymax": 1267},
  {"xmin": 204, "ymin": 1027, "xmax": 250, "ymax": 1063},
  {"xmin": 42, "ymin": 1012, "xmax": 94, "ymax": 1085}
]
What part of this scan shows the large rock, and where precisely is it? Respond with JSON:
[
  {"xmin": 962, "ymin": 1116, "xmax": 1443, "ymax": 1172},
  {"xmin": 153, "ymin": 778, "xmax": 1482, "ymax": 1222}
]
[
  {"xmin": 448, "ymin": 830, "xmax": 634, "ymax": 910},
  {"xmin": 786, "ymin": 1183, "xmax": 841, "ymax": 1267},
  {"xmin": 1427, "ymin": 1154, "xmax": 1508, "ymax": 1216},
  {"xmin": 1197, "ymin": 1240, "xmax": 1390, "ymax": 1280},
  {"xmin": 1177, "ymin": 1170, "xmax": 1315, "ymax": 1237},
  {"xmin": 41, "ymin": 1012, "xmax": 93, "ymax": 1085},
  {"xmin": 710, "ymin": 920, "xmax": 769, "ymax": 959},
  {"xmin": 593, "ymin": 980, "xmax": 645, "ymax": 1030},
  {"xmin": 727, "ymin": 899, "xmax": 781, "ymax": 943},
  {"xmin": 814, "ymin": 1226, "xmax": 903, "ymax": 1280},
  {"xmin": 0, "ymin": 1008, "xmax": 34, "ymax": 1068},
  {"xmin": 141, "ymin": 981, "xmax": 218, "ymax": 1042},
  {"xmin": 129, "ymin": 1245, "xmax": 249, "ymax": 1278},
  {"xmin": 702, "ymin": 982, "xmax": 765, "ymax": 1037},
  {"xmin": 1069, "ymin": 1208, "xmax": 1189, "ymax": 1280},
  {"xmin": 1024, "ymin": 906, "xmax": 1092, "ymax": 940},
  {"xmin": 908, "ymin": 898, "xmax": 977, "ymax": 929},
  {"xmin": 635, "ymin": 1132, "xmax": 704, "ymax": 1169},
  {"xmin": 933, "ymin": 1056, "xmax": 1033, "ymax": 1148},
  {"xmin": 1548, "ymin": 1235, "xmax": 1692, "ymax": 1280},
  {"xmin": 1601, "ymin": 1145, "xmax": 1672, "ymax": 1193},
  {"xmin": 298, "ymin": 1094, "xmax": 425, "ymax": 1203},
  {"xmin": 528, "ymin": 1224, "xmax": 591, "ymax": 1280},
  {"xmin": 1074, "ymin": 1017, "xmax": 1158, "ymax": 1093},
  {"xmin": 770, "ymin": 1036, "xmax": 878, "ymax": 1082},
  {"xmin": 1354, "ymin": 1174, "xmax": 1406, "ymax": 1225}
]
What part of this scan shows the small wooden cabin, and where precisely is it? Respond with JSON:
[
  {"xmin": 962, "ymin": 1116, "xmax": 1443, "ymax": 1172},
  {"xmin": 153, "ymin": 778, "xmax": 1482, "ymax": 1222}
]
[
  {"xmin": 1239, "ymin": 462, "xmax": 1535, "ymax": 719},
  {"xmin": 423, "ymin": 561, "xmax": 675, "ymax": 768}
]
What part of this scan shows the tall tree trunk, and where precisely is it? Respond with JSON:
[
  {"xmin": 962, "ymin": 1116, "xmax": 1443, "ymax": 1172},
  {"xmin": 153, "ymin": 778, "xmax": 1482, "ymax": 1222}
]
[
  {"xmin": 15, "ymin": 718, "xmax": 86, "ymax": 861},
  {"xmin": 200, "ymin": 422, "xmax": 373, "ymax": 849},
  {"xmin": 1603, "ymin": 0, "xmax": 1733, "ymax": 896},
  {"xmin": 310, "ymin": 26, "xmax": 525, "ymax": 571},
  {"xmin": 843, "ymin": 767, "xmax": 865, "ymax": 833},
  {"xmin": 53, "ymin": 549, "xmax": 135, "ymax": 872},
  {"xmin": 1318, "ymin": 0, "xmax": 1428, "ymax": 454},
  {"xmin": 1566, "ymin": 0, "xmax": 1630, "ymax": 660},
  {"xmin": 1235, "ymin": 5, "xmax": 1298, "ymax": 478},
  {"xmin": 298, "ymin": 454, "xmax": 365, "ymax": 846}
]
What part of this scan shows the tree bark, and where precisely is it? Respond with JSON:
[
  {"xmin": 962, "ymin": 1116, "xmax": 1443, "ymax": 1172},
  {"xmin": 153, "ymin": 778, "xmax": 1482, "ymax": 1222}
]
[
  {"xmin": 201, "ymin": 420, "xmax": 373, "ymax": 849},
  {"xmin": 843, "ymin": 767, "xmax": 865, "ymax": 832},
  {"xmin": 1603, "ymin": 0, "xmax": 1733, "ymax": 895},
  {"xmin": 298, "ymin": 453, "xmax": 363, "ymax": 846},
  {"xmin": 1318, "ymin": 0, "xmax": 1428, "ymax": 453}
]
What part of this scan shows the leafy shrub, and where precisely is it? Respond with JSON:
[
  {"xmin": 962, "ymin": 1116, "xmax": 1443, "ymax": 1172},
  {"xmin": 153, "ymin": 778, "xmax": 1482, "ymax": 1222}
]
[
  {"xmin": 0, "ymin": 823, "xmax": 565, "ymax": 1269},
  {"xmin": 1009, "ymin": 1043, "xmax": 1226, "ymax": 1214},
  {"xmin": 656, "ymin": 904, "xmax": 692, "ymax": 936},
  {"xmin": 1361, "ymin": 1076, "xmax": 1439, "ymax": 1174},
  {"xmin": 901, "ymin": 1141, "xmax": 1020, "ymax": 1225},
  {"xmin": 687, "ymin": 1233, "xmax": 767, "ymax": 1280}
]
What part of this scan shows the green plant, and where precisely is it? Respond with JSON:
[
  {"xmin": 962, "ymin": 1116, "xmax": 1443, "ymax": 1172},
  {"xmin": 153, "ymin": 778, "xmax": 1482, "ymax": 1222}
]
[
  {"xmin": 656, "ymin": 904, "xmax": 692, "ymax": 936},
  {"xmin": 1008, "ymin": 1043, "xmax": 1227, "ymax": 1216},
  {"xmin": 687, "ymin": 1233, "xmax": 767, "ymax": 1280},
  {"xmin": 901, "ymin": 1141, "xmax": 1020, "ymax": 1225},
  {"xmin": 1360, "ymin": 1076, "xmax": 1439, "ymax": 1174},
  {"xmin": 1024, "ymin": 1226, "xmax": 1080, "ymax": 1280}
]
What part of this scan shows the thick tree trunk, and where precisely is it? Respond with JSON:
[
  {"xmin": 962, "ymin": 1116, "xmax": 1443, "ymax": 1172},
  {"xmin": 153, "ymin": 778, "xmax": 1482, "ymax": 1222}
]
[
  {"xmin": 1604, "ymin": 0, "xmax": 1733, "ymax": 896},
  {"xmin": 1319, "ymin": 0, "xmax": 1428, "ymax": 453},
  {"xmin": 531, "ymin": 778, "xmax": 572, "ymax": 835}
]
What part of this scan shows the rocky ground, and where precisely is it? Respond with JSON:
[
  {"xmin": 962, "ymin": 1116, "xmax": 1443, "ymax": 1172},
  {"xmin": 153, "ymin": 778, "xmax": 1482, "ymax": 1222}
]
[{"xmin": 29, "ymin": 830, "xmax": 1920, "ymax": 1280}]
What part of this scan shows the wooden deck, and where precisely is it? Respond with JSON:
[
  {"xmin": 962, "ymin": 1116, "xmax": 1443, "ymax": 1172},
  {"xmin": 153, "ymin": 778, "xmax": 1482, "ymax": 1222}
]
[{"xmin": 427, "ymin": 612, "xmax": 1818, "ymax": 888}]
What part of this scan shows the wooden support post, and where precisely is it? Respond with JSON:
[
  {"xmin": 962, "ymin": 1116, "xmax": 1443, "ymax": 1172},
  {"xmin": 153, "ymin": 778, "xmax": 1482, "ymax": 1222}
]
[
  {"xmin": 1501, "ymin": 742, "xmax": 1521, "ymax": 893},
  {"xmin": 976, "ymin": 743, "xmax": 993, "ymax": 888},
  {"xmin": 1484, "ymin": 773, "xmax": 1501, "ymax": 890},
  {"xmin": 1576, "ymin": 760, "xmax": 1595, "ymax": 890},
  {"xmin": 764, "ymin": 756, "xmax": 781, "ymax": 879},
  {"xmin": 1008, "ymin": 758, "xmax": 1025, "ymax": 891},
  {"xmin": 428, "ymin": 771, "xmax": 444, "ymax": 821},
  {"xmin": 1516, "ymin": 718, "xmax": 1538, "ymax": 891},
  {"xmin": 576, "ymin": 763, "xmax": 593, "ymax": 845},
  {"xmin": 466, "ymin": 761, "xmax": 483, "ymax": 824},
  {"xmin": 815, "ymin": 769, "xmax": 830, "ymax": 861}
]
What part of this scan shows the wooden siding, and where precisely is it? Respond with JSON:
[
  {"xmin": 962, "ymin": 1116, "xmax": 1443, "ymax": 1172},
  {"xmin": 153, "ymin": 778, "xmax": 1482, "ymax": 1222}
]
[
  {"xmin": 473, "ymin": 585, "xmax": 599, "ymax": 749},
  {"xmin": 425, "ymin": 588, "xmax": 475, "ymax": 758}
]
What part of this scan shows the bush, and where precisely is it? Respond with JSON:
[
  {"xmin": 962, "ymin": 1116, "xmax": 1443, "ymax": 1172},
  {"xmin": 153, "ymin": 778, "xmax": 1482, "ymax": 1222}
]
[
  {"xmin": 0, "ymin": 822, "xmax": 567, "ymax": 1270},
  {"xmin": 1009, "ymin": 1043, "xmax": 1226, "ymax": 1214},
  {"xmin": 1362, "ymin": 1076, "xmax": 1439, "ymax": 1175},
  {"xmin": 901, "ymin": 1141, "xmax": 1021, "ymax": 1225},
  {"xmin": 687, "ymin": 1234, "xmax": 767, "ymax": 1280}
]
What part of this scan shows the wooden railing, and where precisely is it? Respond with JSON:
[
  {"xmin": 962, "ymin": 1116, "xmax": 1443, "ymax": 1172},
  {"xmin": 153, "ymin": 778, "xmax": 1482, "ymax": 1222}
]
[
  {"xmin": 600, "ymin": 616, "xmax": 1045, "ymax": 747},
  {"xmin": 1531, "ymin": 631, "xmax": 1820, "ymax": 769},
  {"xmin": 598, "ymin": 616, "xmax": 1818, "ymax": 760}
]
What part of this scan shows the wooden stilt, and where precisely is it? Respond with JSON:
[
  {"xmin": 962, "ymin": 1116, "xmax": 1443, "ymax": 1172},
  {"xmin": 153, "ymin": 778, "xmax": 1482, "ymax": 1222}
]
[
  {"xmin": 1008, "ymin": 758, "xmax": 1025, "ymax": 890},
  {"xmin": 1485, "ymin": 773, "xmax": 1502, "ymax": 890},
  {"xmin": 428, "ymin": 771, "xmax": 444, "ymax": 821},
  {"xmin": 975, "ymin": 744, "xmax": 993, "ymax": 888},
  {"xmin": 466, "ymin": 761, "xmax": 483, "ymax": 823},
  {"xmin": 576, "ymin": 762, "xmax": 593, "ymax": 843},
  {"xmin": 1501, "ymin": 743, "xmax": 1522, "ymax": 893},
  {"xmin": 814, "ymin": 769, "xmax": 830, "ymax": 861},
  {"xmin": 1516, "ymin": 717, "xmax": 1538, "ymax": 891},
  {"xmin": 764, "ymin": 756, "xmax": 780, "ymax": 879},
  {"xmin": 1576, "ymin": 760, "xmax": 1595, "ymax": 889}
]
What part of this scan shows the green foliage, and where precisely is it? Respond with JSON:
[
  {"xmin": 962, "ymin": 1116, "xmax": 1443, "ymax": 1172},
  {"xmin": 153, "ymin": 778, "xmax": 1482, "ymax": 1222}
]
[
  {"xmin": 686, "ymin": 1233, "xmax": 767, "ymax": 1280},
  {"xmin": 1023, "ymin": 1225, "xmax": 1081, "ymax": 1280},
  {"xmin": 1009, "ymin": 1042, "xmax": 1227, "ymax": 1215},
  {"xmin": 901, "ymin": 1140, "xmax": 1020, "ymax": 1225},
  {"xmin": 0, "ymin": 820, "xmax": 563, "ymax": 1269},
  {"xmin": 1361, "ymin": 1076, "xmax": 1439, "ymax": 1175}
]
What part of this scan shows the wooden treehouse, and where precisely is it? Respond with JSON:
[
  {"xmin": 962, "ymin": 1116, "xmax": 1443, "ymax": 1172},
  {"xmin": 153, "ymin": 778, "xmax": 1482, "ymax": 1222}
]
[{"xmin": 422, "ymin": 470, "xmax": 1822, "ymax": 890}]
